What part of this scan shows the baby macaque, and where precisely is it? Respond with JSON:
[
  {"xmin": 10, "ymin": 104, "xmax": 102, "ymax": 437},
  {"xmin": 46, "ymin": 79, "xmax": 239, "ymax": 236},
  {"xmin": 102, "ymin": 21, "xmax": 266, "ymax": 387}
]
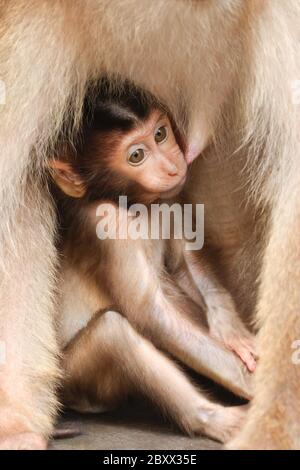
[{"xmin": 49, "ymin": 80, "xmax": 255, "ymax": 442}]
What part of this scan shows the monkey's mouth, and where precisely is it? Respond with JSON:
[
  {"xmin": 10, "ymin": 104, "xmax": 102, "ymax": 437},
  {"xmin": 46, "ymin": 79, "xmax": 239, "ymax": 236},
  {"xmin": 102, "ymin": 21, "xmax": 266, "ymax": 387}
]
[{"xmin": 160, "ymin": 174, "xmax": 187, "ymax": 199}]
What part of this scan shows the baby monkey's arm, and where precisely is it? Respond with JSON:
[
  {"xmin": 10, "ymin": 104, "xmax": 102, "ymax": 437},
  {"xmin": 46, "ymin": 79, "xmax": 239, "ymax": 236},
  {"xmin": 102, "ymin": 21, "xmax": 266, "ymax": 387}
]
[{"xmin": 181, "ymin": 249, "xmax": 256, "ymax": 372}]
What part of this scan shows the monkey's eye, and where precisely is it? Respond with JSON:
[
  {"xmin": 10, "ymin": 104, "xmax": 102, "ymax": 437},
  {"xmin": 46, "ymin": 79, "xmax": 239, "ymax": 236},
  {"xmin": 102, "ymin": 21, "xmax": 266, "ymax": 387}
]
[
  {"xmin": 128, "ymin": 148, "xmax": 146, "ymax": 165},
  {"xmin": 154, "ymin": 125, "xmax": 168, "ymax": 144}
]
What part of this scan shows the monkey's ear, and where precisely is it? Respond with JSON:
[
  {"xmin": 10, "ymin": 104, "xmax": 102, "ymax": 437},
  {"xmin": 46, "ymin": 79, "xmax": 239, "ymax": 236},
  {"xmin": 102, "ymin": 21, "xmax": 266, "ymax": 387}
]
[{"xmin": 48, "ymin": 160, "xmax": 86, "ymax": 198}]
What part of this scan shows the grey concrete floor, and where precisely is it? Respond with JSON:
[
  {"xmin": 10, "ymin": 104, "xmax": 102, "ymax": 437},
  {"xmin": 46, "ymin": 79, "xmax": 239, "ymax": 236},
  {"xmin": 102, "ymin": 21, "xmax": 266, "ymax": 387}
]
[
  {"xmin": 49, "ymin": 373, "xmax": 241, "ymax": 450},
  {"xmin": 50, "ymin": 400, "xmax": 221, "ymax": 450}
]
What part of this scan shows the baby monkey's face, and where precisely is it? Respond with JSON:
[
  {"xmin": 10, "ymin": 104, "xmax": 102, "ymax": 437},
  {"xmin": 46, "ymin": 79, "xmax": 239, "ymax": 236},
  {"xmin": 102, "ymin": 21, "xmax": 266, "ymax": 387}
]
[
  {"xmin": 110, "ymin": 110, "xmax": 187, "ymax": 200},
  {"xmin": 49, "ymin": 110, "xmax": 188, "ymax": 203}
]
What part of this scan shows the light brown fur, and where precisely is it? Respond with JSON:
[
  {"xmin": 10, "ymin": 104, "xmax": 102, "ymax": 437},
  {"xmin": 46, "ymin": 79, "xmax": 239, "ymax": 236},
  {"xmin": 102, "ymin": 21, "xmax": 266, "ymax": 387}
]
[
  {"xmin": 63, "ymin": 306, "xmax": 247, "ymax": 442},
  {"xmin": 54, "ymin": 194, "xmax": 252, "ymax": 442},
  {"xmin": 0, "ymin": 0, "xmax": 299, "ymax": 449},
  {"xmin": 48, "ymin": 98, "xmax": 255, "ymax": 443}
]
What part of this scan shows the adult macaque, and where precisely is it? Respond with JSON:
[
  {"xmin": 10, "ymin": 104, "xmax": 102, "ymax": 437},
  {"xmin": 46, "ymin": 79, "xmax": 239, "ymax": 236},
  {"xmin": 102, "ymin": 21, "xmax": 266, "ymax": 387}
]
[
  {"xmin": 0, "ymin": 0, "xmax": 299, "ymax": 450},
  {"xmin": 48, "ymin": 81, "xmax": 254, "ymax": 442}
]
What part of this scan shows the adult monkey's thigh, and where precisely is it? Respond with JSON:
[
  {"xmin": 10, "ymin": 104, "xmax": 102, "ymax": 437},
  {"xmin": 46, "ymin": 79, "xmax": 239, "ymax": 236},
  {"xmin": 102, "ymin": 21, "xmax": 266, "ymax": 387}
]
[
  {"xmin": 0, "ymin": 2, "xmax": 80, "ymax": 449},
  {"xmin": 228, "ymin": 177, "xmax": 300, "ymax": 449},
  {"xmin": 186, "ymin": 1, "xmax": 300, "ymax": 447}
]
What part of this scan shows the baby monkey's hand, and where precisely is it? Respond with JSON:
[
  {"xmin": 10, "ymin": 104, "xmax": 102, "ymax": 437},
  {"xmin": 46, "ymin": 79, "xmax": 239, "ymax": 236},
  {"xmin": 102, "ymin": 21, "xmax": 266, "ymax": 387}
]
[{"xmin": 209, "ymin": 310, "xmax": 257, "ymax": 373}]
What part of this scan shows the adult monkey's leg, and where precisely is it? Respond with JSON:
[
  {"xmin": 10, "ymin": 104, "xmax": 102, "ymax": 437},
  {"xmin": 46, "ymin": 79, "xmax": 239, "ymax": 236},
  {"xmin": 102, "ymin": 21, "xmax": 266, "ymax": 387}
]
[
  {"xmin": 228, "ymin": 182, "xmax": 300, "ymax": 450},
  {"xmin": 0, "ymin": 185, "xmax": 59, "ymax": 449},
  {"xmin": 226, "ymin": 2, "xmax": 300, "ymax": 447},
  {"xmin": 0, "ymin": 2, "xmax": 84, "ymax": 449}
]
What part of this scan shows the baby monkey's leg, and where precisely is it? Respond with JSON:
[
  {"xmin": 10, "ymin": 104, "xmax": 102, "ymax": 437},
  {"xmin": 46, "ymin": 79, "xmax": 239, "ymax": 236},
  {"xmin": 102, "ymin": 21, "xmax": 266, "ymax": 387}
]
[
  {"xmin": 102, "ymin": 237, "xmax": 253, "ymax": 399},
  {"xmin": 183, "ymin": 250, "xmax": 256, "ymax": 372},
  {"xmin": 62, "ymin": 309, "xmax": 246, "ymax": 442}
]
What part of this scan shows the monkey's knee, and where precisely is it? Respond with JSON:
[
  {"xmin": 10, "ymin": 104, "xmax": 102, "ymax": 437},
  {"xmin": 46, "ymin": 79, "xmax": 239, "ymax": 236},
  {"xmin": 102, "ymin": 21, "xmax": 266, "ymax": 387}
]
[
  {"xmin": 62, "ymin": 309, "xmax": 133, "ymax": 412},
  {"xmin": 100, "ymin": 309, "xmax": 126, "ymax": 328},
  {"xmin": 99, "ymin": 310, "xmax": 140, "ymax": 346}
]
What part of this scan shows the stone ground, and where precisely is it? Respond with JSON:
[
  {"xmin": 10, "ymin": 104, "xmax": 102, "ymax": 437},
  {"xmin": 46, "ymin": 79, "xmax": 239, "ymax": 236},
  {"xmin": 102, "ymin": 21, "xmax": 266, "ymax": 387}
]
[
  {"xmin": 49, "ymin": 376, "xmax": 240, "ymax": 450},
  {"xmin": 49, "ymin": 401, "xmax": 221, "ymax": 450}
]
